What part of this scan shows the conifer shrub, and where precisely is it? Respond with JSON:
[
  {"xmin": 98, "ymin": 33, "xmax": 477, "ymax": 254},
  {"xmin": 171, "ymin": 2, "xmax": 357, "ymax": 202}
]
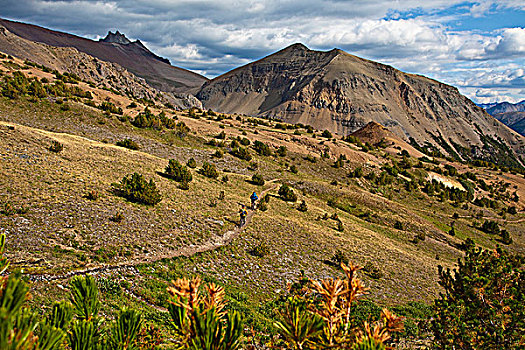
[
  {"xmin": 49, "ymin": 140, "xmax": 64, "ymax": 153},
  {"xmin": 432, "ymin": 246, "xmax": 524, "ymax": 348},
  {"xmin": 258, "ymin": 201, "xmax": 268, "ymax": 211},
  {"xmin": 0, "ymin": 236, "xmax": 145, "ymax": 350},
  {"xmin": 253, "ymin": 140, "xmax": 272, "ymax": 156},
  {"xmin": 200, "ymin": 162, "xmax": 219, "ymax": 179},
  {"xmin": 289, "ymin": 164, "xmax": 298, "ymax": 174},
  {"xmin": 186, "ymin": 158, "xmax": 197, "ymax": 168},
  {"xmin": 221, "ymin": 175, "xmax": 229, "ymax": 183},
  {"xmin": 336, "ymin": 219, "xmax": 344, "ymax": 232},
  {"xmin": 321, "ymin": 130, "xmax": 333, "ymax": 138},
  {"xmin": 251, "ymin": 173, "xmax": 265, "ymax": 186},
  {"xmin": 278, "ymin": 184, "xmax": 297, "ymax": 202},
  {"xmin": 165, "ymin": 159, "xmax": 193, "ymax": 184},
  {"xmin": 500, "ymin": 230, "xmax": 513, "ymax": 245},
  {"xmin": 394, "ymin": 220, "xmax": 404, "ymax": 230},
  {"xmin": 364, "ymin": 261, "xmax": 383, "ymax": 279},
  {"xmin": 248, "ymin": 242, "xmax": 270, "ymax": 257},
  {"xmin": 277, "ymin": 146, "xmax": 287, "ymax": 157},
  {"xmin": 212, "ymin": 149, "xmax": 224, "ymax": 158},
  {"xmin": 230, "ymin": 146, "xmax": 252, "ymax": 161},
  {"xmin": 85, "ymin": 190, "xmax": 99, "ymax": 201},
  {"xmin": 297, "ymin": 200, "xmax": 308, "ymax": 212},
  {"xmin": 331, "ymin": 249, "xmax": 349, "ymax": 266},
  {"xmin": 112, "ymin": 173, "xmax": 162, "ymax": 205},
  {"xmin": 239, "ymin": 137, "xmax": 251, "ymax": 146},
  {"xmin": 116, "ymin": 138, "xmax": 140, "ymax": 150},
  {"xmin": 480, "ymin": 220, "xmax": 500, "ymax": 235},
  {"xmin": 274, "ymin": 262, "xmax": 403, "ymax": 349},
  {"xmin": 333, "ymin": 155, "xmax": 345, "ymax": 168},
  {"xmin": 109, "ymin": 212, "xmax": 124, "ymax": 223}
]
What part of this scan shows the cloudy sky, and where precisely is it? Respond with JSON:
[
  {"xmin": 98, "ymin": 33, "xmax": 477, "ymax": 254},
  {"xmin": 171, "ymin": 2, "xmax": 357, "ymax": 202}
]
[{"xmin": 2, "ymin": 0, "xmax": 525, "ymax": 103}]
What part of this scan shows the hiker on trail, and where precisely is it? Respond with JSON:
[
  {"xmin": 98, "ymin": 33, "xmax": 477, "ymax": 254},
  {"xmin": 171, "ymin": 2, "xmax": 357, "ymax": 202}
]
[
  {"xmin": 250, "ymin": 191, "xmax": 259, "ymax": 210},
  {"xmin": 239, "ymin": 205, "xmax": 247, "ymax": 227}
]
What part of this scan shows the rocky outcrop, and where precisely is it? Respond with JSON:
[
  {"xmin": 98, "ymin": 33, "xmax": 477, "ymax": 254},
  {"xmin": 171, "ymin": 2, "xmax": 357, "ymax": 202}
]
[
  {"xmin": 100, "ymin": 31, "xmax": 132, "ymax": 45},
  {"xmin": 198, "ymin": 44, "xmax": 525, "ymax": 165}
]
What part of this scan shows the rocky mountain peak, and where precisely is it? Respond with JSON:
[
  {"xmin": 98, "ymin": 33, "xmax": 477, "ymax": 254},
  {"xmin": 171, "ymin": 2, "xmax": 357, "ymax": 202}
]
[{"xmin": 100, "ymin": 30, "xmax": 132, "ymax": 45}]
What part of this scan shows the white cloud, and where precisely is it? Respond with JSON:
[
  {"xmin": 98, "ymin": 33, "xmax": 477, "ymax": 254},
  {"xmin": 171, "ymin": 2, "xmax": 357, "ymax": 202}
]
[{"xmin": 1, "ymin": 0, "xmax": 524, "ymax": 102}]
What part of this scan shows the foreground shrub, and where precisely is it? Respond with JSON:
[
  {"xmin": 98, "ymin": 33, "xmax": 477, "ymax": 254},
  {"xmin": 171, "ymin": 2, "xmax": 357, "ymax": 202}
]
[
  {"xmin": 273, "ymin": 262, "xmax": 403, "ymax": 349},
  {"xmin": 112, "ymin": 173, "xmax": 162, "ymax": 205},
  {"xmin": 116, "ymin": 138, "xmax": 140, "ymax": 150},
  {"xmin": 167, "ymin": 277, "xmax": 243, "ymax": 349},
  {"xmin": 432, "ymin": 246, "xmax": 525, "ymax": 349},
  {"xmin": 278, "ymin": 184, "xmax": 297, "ymax": 202}
]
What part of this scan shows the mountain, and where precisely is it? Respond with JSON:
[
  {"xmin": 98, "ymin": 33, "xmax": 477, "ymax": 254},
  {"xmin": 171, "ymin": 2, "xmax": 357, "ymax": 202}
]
[
  {"xmin": 0, "ymin": 18, "xmax": 207, "ymax": 93},
  {"xmin": 485, "ymin": 101, "xmax": 525, "ymax": 115},
  {"xmin": 0, "ymin": 24, "xmax": 158, "ymax": 100},
  {"xmin": 198, "ymin": 43, "xmax": 525, "ymax": 166},
  {"xmin": 479, "ymin": 100, "xmax": 525, "ymax": 136}
]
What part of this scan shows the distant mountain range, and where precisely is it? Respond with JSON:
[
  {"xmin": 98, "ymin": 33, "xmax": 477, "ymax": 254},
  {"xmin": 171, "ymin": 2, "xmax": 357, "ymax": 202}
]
[
  {"xmin": 478, "ymin": 100, "xmax": 525, "ymax": 136},
  {"xmin": 0, "ymin": 18, "xmax": 524, "ymax": 166}
]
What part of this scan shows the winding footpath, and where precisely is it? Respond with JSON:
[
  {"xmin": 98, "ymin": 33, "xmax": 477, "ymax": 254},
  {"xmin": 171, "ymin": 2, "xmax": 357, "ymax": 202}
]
[{"xmin": 28, "ymin": 180, "xmax": 279, "ymax": 283}]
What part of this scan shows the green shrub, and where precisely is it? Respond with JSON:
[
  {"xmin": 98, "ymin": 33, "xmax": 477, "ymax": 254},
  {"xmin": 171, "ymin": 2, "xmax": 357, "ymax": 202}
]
[
  {"xmin": 297, "ymin": 200, "xmax": 308, "ymax": 212},
  {"xmin": 336, "ymin": 219, "xmax": 344, "ymax": 232},
  {"xmin": 278, "ymin": 184, "xmax": 297, "ymax": 202},
  {"xmin": 481, "ymin": 220, "xmax": 500, "ymax": 235},
  {"xmin": 231, "ymin": 147, "xmax": 252, "ymax": 161},
  {"xmin": 109, "ymin": 212, "xmax": 124, "ymax": 223},
  {"xmin": 116, "ymin": 138, "xmax": 140, "ymax": 150},
  {"xmin": 49, "ymin": 140, "xmax": 64, "ymax": 153},
  {"xmin": 165, "ymin": 159, "xmax": 192, "ymax": 183},
  {"xmin": 239, "ymin": 137, "xmax": 251, "ymax": 146},
  {"xmin": 289, "ymin": 165, "xmax": 298, "ymax": 174},
  {"xmin": 394, "ymin": 220, "xmax": 404, "ymax": 230},
  {"xmin": 99, "ymin": 101, "xmax": 122, "ymax": 115},
  {"xmin": 331, "ymin": 249, "xmax": 349, "ymax": 266},
  {"xmin": 364, "ymin": 261, "xmax": 383, "ymax": 279},
  {"xmin": 200, "ymin": 162, "xmax": 219, "ymax": 179},
  {"xmin": 85, "ymin": 190, "xmax": 99, "ymax": 201},
  {"xmin": 251, "ymin": 174, "xmax": 265, "ymax": 186},
  {"xmin": 253, "ymin": 140, "xmax": 272, "ymax": 156},
  {"xmin": 321, "ymin": 130, "xmax": 333, "ymax": 138},
  {"xmin": 213, "ymin": 149, "xmax": 224, "ymax": 158},
  {"xmin": 258, "ymin": 201, "xmax": 268, "ymax": 211},
  {"xmin": 248, "ymin": 242, "xmax": 270, "ymax": 257},
  {"xmin": 187, "ymin": 158, "xmax": 197, "ymax": 168},
  {"xmin": 432, "ymin": 247, "xmax": 524, "ymax": 349},
  {"xmin": 500, "ymin": 230, "xmax": 513, "ymax": 245},
  {"xmin": 277, "ymin": 146, "xmax": 287, "ymax": 157},
  {"xmin": 112, "ymin": 173, "xmax": 162, "ymax": 205}
]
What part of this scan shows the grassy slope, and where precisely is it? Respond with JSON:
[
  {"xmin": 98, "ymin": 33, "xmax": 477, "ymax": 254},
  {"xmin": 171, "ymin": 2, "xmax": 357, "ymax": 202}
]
[{"xmin": 1, "ymin": 58, "xmax": 524, "ymax": 345}]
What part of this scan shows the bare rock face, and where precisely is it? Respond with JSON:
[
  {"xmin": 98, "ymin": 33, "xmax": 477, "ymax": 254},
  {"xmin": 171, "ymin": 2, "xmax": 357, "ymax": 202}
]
[
  {"xmin": 100, "ymin": 31, "xmax": 132, "ymax": 45},
  {"xmin": 198, "ymin": 44, "xmax": 525, "ymax": 166}
]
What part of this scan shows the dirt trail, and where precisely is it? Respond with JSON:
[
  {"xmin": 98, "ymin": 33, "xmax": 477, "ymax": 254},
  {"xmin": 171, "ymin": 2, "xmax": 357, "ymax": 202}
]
[{"xmin": 28, "ymin": 180, "xmax": 279, "ymax": 283}]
